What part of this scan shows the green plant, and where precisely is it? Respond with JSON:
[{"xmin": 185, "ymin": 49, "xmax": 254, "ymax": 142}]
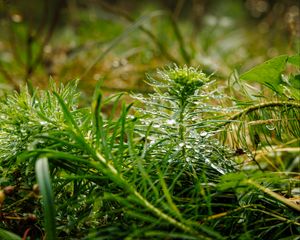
[
  {"xmin": 133, "ymin": 65, "xmax": 236, "ymax": 179},
  {"xmin": 222, "ymin": 55, "xmax": 300, "ymax": 162},
  {"xmin": 0, "ymin": 80, "xmax": 83, "ymax": 238},
  {"xmin": 0, "ymin": 61, "xmax": 299, "ymax": 239}
]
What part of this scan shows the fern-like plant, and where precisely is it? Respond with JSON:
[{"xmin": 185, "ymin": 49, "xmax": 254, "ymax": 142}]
[{"xmin": 133, "ymin": 65, "xmax": 236, "ymax": 179}]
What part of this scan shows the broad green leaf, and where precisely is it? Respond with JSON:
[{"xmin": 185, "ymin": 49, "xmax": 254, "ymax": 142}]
[
  {"xmin": 0, "ymin": 229, "xmax": 22, "ymax": 240},
  {"xmin": 35, "ymin": 157, "xmax": 57, "ymax": 240},
  {"xmin": 240, "ymin": 55, "xmax": 289, "ymax": 91}
]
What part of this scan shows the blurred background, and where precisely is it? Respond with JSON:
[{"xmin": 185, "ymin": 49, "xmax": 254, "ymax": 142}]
[{"xmin": 0, "ymin": 0, "xmax": 299, "ymax": 97}]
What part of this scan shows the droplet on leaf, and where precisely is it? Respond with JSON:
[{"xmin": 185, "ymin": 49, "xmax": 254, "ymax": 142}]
[
  {"xmin": 266, "ymin": 124, "xmax": 275, "ymax": 131},
  {"xmin": 200, "ymin": 131, "xmax": 208, "ymax": 137}
]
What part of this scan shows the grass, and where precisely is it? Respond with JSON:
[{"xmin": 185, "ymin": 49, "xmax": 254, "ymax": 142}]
[
  {"xmin": 0, "ymin": 1, "xmax": 299, "ymax": 239},
  {"xmin": 0, "ymin": 63, "xmax": 299, "ymax": 239}
]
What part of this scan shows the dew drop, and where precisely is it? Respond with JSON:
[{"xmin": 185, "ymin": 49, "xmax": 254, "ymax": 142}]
[
  {"xmin": 127, "ymin": 115, "xmax": 135, "ymax": 120},
  {"xmin": 200, "ymin": 131, "xmax": 208, "ymax": 137},
  {"xmin": 266, "ymin": 124, "xmax": 275, "ymax": 131},
  {"xmin": 166, "ymin": 119, "xmax": 176, "ymax": 125},
  {"xmin": 39, "ymin": 121, "xmax": 47, "ymax": 126}
]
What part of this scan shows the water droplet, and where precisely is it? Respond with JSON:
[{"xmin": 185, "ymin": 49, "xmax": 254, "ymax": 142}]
[
  {"xmin": 204, "ymin": 158, "xmax": 210, "ymax": 164},
  {"xmin": 211, "ymin": 163, "xmax": 225, "ymax": 174},
  {"xmin": 166, "ymin": 119, "xmax": 176, "ymax": 125},
  {"xmin": 174, "ymin": 146, "xmax": 180, "ymax": 151},
  {"xmin": 266, "ymin": 124, "xmax": 275, "ymax": 131},
  {"xmin": 39, "ymin": 121, "xmax": 47, "ymax": 126},
  {"xmin": 204, "ymin": 149, "xmax": 212, "ymax": 155},
  {"xmin": 200, "ymin": 131, "xmax": 208, "ymax": 137},
  {"xmin": 179, "ymin": 142, "xmax": 185, "ymax": 147}
]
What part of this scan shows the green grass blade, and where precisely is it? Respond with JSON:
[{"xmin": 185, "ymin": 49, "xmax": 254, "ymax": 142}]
[
  {"xmin": 35, "ymin": 157, "xmax": 57, "ymax": 240},
  {"xmin": 0, "ymin": 229, "xmax": 22, "ymax": 240},
  {"xmin": 157, "ymin": 168, "xmax": 182, "ymax": 219},
  {"xmin": 92, "ymin": 91, "xmax": 103, "ymax": 148},
  {"xmin": 53, "ymin": 91, "xmax": 96, "ymax": 156},
  {"xmin": 53, "ymin": 91, "xmax": 81, "ymax": 135}
]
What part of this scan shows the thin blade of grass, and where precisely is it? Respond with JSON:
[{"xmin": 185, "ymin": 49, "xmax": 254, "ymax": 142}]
[
  {"xmin": 157, "ymin": 168, "xmax": 182, "ymax": 219},
  {"xmin": 0, "ymin": 229, "xmax": 22, "ymax": 240},
  {"xmin": 35, "ymin": 157, "xmax": 56, "ymax": 240}
]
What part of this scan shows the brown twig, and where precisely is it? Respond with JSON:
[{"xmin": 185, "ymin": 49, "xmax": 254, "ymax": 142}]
[{"xmin": 228, "ymin": 101, "xmax": 300, "ymax": 122}]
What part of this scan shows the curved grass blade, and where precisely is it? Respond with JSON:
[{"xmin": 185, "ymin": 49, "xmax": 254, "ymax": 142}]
[
  {"xmin": 0, "ymin": 229, "xmax": 21, "ymax": 240},
  {"xmin": 53, "ymin": 91, "xmax": 94, "ymax": 155},
  {"xmin": 35, "ymin": 157, "xmax": 56, "ymax": 240}
]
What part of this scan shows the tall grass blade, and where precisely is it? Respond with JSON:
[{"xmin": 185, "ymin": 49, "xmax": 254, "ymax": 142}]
[
  {"xmin": 0, "ymin": 229, "xmax": 22, "ymax": 240},
  {"xmin": 35, "ymin": 157, "xmax": 57, "ymax": 240}
]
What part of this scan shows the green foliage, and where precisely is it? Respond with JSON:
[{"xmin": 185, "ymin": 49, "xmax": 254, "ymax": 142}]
[
  {"xmin": 0, "ymin": 79, "xmax": 81, "ymax": 163},
  {"xmin": 0, "ymin": 1, "xmax": 299, "ymax": 238},
  {"xmin": 0, "ymin": 63, "xmax": 299, "ymax": 239},
  {"xmin": 240, "ymin": 54, "xmax": 300, "ymax": 99},
  {"xmin": 133, "ymin": 65, "xmax": 236, "ymax": 179}
]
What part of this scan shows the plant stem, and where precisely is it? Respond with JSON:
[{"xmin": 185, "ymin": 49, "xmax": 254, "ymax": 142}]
[
  {"xmin": 247, "ymin": 179, "xmax": 300, "ymax": 212},
  {"xmin": 92, "ymin": 152, "xmax": 207, "ymax": 238},
  {"xmin": 214, "ymin": 101, "xmax": 300, "ymax": 130},
  {"xmin": 229, "ymin": 101, "xmax": 300, "ymax": 122},
  {"xmin": 179, "ymin": 100, "xmax": 187, "ymax": 157}
]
